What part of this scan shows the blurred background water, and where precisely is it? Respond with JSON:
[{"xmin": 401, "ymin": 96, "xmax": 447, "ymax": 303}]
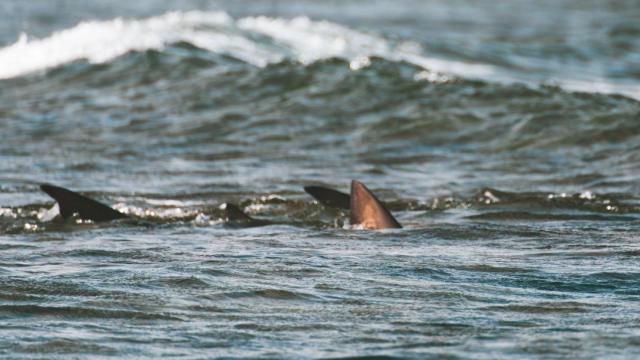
[{"xmin": 1, "ymin": 0, "xmax": 640, "ymax": 358}]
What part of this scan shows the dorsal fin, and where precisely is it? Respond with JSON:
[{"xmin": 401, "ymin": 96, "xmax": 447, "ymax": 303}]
[
  {"xmin": 40, "ymin": 184, "xmax": 127, "ymax": 222},
  {"xmin": 222, "ymin": 203, "xmax": 253, "ymax": 222},
  {"xmin": 221, "ymin": 203, "xmax": 272, "ymax": 227},
  {"xmin": 304, "ymin": 186, "xmax": 350, "ymax": 210},
  {"xmin": 350, "ymin": 180, "xmax": 402, "ymax": 229}
]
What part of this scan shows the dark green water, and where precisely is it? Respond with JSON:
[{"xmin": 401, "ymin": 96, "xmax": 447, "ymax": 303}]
[{"xmin": 1, "ymin": 1, "xmax": 640, "ymax": 358}]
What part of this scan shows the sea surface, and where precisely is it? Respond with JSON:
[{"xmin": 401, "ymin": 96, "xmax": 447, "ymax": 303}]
[{"xmin": 1, "ymin": 1, "xmax": 640, "ymax": 358}]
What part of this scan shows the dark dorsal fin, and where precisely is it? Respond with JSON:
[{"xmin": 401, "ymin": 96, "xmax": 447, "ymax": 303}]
[
  {"xmin": 222, "ymin": 203, "xmax": 273, "ymax": 227},
  {"xmin": 40, "ymin": 184, "xmax": 127, "ymax": 222},
  {"xmin": 350, "ymin": 180, "xmax": 402, "ymax": 229},
  {"xmin": 304, "ymin": 186, "xmax": 350, "ymax": 210},
  {"xmin": 222, "ymin": 203, "xmax": 253, "ymax": 222}
]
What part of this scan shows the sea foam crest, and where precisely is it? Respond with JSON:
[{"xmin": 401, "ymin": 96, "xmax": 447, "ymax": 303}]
[
  {"xmin": 0, "ymin": 11, "xmax": 637, "ymax": 99},
  {"xmin": 0, "ymin": 10, "xmax": 494, "ymax": 80},
  {"xmin": 0, "ymin": 11, "xmax": 261, "ymax": 78}
]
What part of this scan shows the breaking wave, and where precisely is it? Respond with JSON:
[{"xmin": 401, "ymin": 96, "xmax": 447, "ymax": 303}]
[
  {"xmin": 1, "ymin": 10, "xmax": 637, "ymax": 99},
  {"xmin": 0, "ymin": 11, "xmax": 492, "ymax": 79}
]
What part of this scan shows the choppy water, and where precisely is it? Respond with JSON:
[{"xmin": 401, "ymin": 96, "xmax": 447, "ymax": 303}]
[{"xmin": 1, "ymin": 0, "xmax": 640, "ymax": 358}]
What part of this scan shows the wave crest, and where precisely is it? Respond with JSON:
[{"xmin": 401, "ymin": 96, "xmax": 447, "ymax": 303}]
[{"xmin": 0, "ymin": 10, "xmax": 493, "ymax": 81}]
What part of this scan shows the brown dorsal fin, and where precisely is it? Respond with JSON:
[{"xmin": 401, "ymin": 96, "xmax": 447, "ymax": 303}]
[
  {"xmin": 304, "ymin": 186, "xmax": 350, "ymax": 210},
  {"xmin": 349, "ymin": 180, "xmax": 402, "ymax": 229},
  {"xmin": 40, "ymin": 184, "xmax": 127, "ymax": 222}
]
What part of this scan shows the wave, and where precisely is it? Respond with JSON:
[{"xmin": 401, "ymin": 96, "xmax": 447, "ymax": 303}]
[
  {"xmin": 0, "ymin": 304, "xmax": 180, "ymax": 320},
  {"xmin": 1, "ymin": 10, "xmax": 636, "ymax": 99},
  {"xmin": 2, "ymin": 187, "xmax": 638, "ymax": 235},
  {"xmin": 0, "ymin": 11, "xmax": 491, "ymax": 80}
]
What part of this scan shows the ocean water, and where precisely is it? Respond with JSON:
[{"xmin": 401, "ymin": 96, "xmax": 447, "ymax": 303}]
[{"xmin": 1, "ymin": 0, "xmax": 640, "ymax": 358}]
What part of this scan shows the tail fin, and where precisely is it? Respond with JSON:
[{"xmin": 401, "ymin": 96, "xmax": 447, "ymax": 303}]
[
  {"xmin": 221, "ymin": 203, "xmax": 253, "ymax": 222},
  {"xmin": 40, "ymin": 184, "xmax": 127, "ymax": 222},
  {"xmin": 304, "ymin": 186, "xmax": 350, "ymax": 210},
  {"xmin": 350, "ymin": 180, "xmax": 402, "ymax": 229}
]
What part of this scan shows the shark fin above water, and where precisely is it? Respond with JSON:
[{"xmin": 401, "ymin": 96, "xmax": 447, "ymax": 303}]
[
  {"xmin": 222, "ymin": 203, "xmax": 254, "ymax": 222},
  {"xmin": 40, "ymin": 184, "xmax": 127, "ymax": 222},
  {"xmin": 39, "ymin": 181, "xmax": 400, "ymax": 228},
  {"xmin": 303, "ymin": 186, "xmax": 350, "ymax": 210},
  {"xmin": 221, "ymin": 203, "xmax": 272, "ymax": 227},
  {"xmin": 349, "ymin": 180, "xmax": 402, "ymax": 230}
]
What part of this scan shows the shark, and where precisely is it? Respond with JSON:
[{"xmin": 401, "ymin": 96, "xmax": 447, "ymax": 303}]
[
  {"xmin": 39, "ymin": 179, "xmax": 401, "ymax": 230},
  {"xmin": 305, "ymin": 180, "xmax": 402, "ymax": 230},
  {"xmin": 219, "ymin": 203, "xmax": 274, "ymax": 227},
  {"xmin": 39, "ymin": 183, "xmax": 274, "ymax": 226},
  {"xmin": 40, "ymin": 184, "xmax": 127, "ymax": 222}
]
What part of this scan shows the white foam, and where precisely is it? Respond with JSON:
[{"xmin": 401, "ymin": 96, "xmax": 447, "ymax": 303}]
[
  {"xmin": 0, "ymin": 10, "xmax": 637, "ymax": 99},
  {"xmin": 112, "ymin": 202, "xmax": 197, "ymax": 219},
  {"xmin": 0, "ymin": 10, "xmax": 495, "ymax": 81},
  {"xmin": 38, "ymin": 203, "xmax": 59, "ymax": 222},
  {"xmin": 0, "ymin": 11, "xmax": 274, "ymax": 78},
  {"xmin": 0, "ymin": 207, "xmax": 17, "ymax": 219},
  {"xmin": 236, "ymin": 15, "xmax": 496, "ymax": 78}
]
